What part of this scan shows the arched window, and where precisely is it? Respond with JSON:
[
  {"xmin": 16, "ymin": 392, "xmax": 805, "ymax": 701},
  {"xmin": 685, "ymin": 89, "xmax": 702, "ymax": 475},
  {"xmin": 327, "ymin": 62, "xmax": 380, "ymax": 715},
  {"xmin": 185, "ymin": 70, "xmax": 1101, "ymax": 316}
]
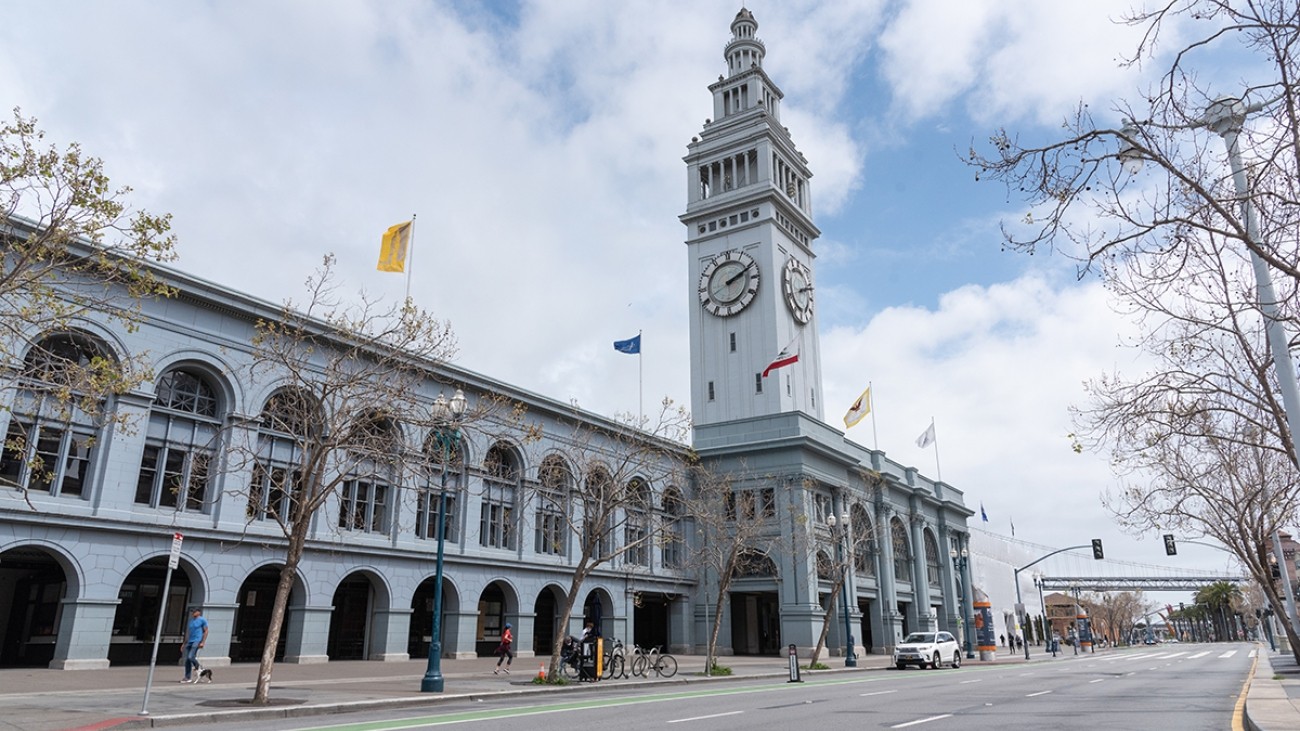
[
  {"xmin": 925, "ymin": 530, "xmax": 942, "ymax": 587},
  {"xmin": 0, "ymin": 332, "xmax": 113, "ymax": 498},
  {"xmin": 534, "ymin": 454, "xmax": 570, "ymax": 556},
  {"xmin": 583, "ymin": 465, "xmax": 614, "ymax": 557},
  {"xmin": 134, "ymin": 366, "xmax": 224, "ymax": 511},
  {"xmin": 851, "ymin": 503, "xmax": 875, "ymax": 577},
  {"xmin": 891, "ymin": 517, "xmax": 911, "ymax": 583},
  {"xmin": 737, "ymin": 549, "xmax": 776, "ymax": 578},
  {"xmin": 416, "ymin": 427, "xmax": 464, "ymax": 544},
  {"xmin": 661, "ymin": 487, "xmax": 685, "ymax": 569},
  {"xmin": 248, "ymin": 388, "xmax": 317, "ymax": 524},
  {"xmin": 624, "ymin": 477, "xmax": 651, "ymax": 567},
  {"xmin": 480, "ymin": 442, "xmax": 518, "ymax": 549},
  {"xmin": 339, "ymin": 414, "xmax": 399, "ymax": 535},
  {"xmin": 816, "ymin": 550, "xmax": 835, "ymax": 581}
]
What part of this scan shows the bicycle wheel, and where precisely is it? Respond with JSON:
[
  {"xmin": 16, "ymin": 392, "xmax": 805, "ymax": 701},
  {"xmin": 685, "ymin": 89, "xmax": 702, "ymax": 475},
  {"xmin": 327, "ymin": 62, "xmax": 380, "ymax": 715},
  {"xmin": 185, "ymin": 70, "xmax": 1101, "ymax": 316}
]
[
  {"xmin": 605, "ymin": 654, "xmax": 625, "ymax": 679},
  {"xmin": 631, "ymin": 654, "xmax": 648, "ymax": 677},
  {"xmin": 654, "ymin": 654, "xmax": 678, "ymax": 678},
  {"xmin": 562, "ymin": 657, "xmax": 580, "ymax": 680}
]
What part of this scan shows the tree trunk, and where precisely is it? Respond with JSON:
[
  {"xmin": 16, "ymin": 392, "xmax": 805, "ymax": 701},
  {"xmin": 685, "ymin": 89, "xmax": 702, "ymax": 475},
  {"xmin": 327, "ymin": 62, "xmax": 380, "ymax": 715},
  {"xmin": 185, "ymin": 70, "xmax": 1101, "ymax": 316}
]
[
  {"xmin": 808, "ymin": 578, "xmax": 842, "ymax": 667},
  {"xmin": 546, "ymin": 559, "xmax": 591, "ymax": 680},
  {"xmin": 252, "ymin": 529, "xmax": 307, "ymax": 704}
]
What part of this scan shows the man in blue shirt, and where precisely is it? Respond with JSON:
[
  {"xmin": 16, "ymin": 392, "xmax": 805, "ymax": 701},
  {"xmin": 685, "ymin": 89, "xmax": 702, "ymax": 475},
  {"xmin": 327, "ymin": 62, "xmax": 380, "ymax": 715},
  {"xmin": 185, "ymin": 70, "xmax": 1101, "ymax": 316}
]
[{"xmin": 181, "ymin": 608, "xmax": 208, "ymax": 683}]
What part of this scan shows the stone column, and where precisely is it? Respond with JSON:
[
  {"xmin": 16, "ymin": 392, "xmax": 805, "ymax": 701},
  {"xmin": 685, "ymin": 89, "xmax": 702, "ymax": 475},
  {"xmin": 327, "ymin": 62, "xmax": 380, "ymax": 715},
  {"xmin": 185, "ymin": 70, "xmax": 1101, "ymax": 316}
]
[
  {"xmin": 369, "ymin": 607, "xmax": 413, "ymax": 661},
  {"xmin": 283, "ymin": 605, "xmax": 332, "ymax": 664},
  {"xmin": 198, "ymin": 603, "xmax": 238, "ymax": 667},
  {"xmin": 909, "ymin": 514, "xmax": 931, "ymax": 631},
  {"xmin": 875, "ymin": 506, "xmax": 902, "ymax": 649},
  {"xmin": 49, "ymin": 598, "xmax": 118, "ymax": 669}
]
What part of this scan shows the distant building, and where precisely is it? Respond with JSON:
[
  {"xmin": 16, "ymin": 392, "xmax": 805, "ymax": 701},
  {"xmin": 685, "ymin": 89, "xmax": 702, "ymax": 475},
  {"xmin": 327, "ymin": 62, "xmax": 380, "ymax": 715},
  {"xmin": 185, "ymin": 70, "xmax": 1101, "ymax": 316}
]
[{"xmin": 0, "ymin": 9, "xmax": 971, "ymax": 670}]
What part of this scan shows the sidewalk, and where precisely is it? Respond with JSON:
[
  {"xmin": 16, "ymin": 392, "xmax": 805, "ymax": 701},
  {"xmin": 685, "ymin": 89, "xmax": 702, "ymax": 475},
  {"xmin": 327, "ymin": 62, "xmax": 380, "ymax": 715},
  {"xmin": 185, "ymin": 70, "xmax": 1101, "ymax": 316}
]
[
  {"xmin": 1247, "ymin": 648, "xmax": 1300, "ymax": 731},
  {"xmin": 0, "ymin": 649, "xmax": 1033, "ymax": 731}
]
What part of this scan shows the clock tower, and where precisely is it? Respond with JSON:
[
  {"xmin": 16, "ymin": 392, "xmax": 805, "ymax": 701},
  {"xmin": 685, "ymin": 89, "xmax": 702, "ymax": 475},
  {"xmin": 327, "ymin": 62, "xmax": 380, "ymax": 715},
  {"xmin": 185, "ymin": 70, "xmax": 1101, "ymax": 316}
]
[{"xmin": 682, "ymin": 8, "xmax": 824, "ymax": 429}]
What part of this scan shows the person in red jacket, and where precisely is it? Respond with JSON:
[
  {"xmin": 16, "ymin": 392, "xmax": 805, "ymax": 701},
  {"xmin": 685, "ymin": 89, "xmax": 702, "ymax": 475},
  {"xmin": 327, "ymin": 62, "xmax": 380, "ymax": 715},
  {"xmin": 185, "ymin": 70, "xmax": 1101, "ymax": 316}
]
[{"xmin": 494, "ymin": 623, "xmax": 514, "ymax": 674}]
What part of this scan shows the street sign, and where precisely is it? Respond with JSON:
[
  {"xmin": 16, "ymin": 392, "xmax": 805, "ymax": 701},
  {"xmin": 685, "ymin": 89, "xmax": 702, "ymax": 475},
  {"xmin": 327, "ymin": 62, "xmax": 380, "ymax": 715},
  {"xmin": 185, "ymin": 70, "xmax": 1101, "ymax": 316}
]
[
  {"xmin": 168, "ymin": 533, "xmax": 183, "ymax": 569},
  {"xmin": 1163, "ymin": 534, "xmax": 1177, "ymax": 556}
]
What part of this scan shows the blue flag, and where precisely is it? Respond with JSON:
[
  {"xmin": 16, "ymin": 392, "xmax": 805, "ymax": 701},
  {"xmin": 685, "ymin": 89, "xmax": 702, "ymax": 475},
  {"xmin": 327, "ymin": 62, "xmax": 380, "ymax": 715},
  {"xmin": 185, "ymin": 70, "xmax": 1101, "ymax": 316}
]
[
  {"xmin": 980, "ymin": 503, "xmax": 988, "ymax": 522},
  {"xmin": 613, "ymin": 334, "xmax": 641, "ymax": 354}
]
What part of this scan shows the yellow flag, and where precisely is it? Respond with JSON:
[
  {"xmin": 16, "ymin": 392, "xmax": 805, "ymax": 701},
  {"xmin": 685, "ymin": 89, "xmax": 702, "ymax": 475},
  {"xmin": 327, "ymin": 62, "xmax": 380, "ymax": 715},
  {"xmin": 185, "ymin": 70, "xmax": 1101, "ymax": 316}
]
[
  {"xmin": 843, "ymin": 386, "xmax": 871, "ymax": 429},
  {"xmin": 377, "ymin": 221, "xmax": 412, "ymax": 273}
]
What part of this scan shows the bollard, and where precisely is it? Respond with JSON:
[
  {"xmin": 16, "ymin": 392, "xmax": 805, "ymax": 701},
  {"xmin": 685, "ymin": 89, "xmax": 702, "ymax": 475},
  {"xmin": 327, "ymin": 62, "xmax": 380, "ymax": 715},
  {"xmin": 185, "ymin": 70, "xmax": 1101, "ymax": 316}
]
[{"xmin": 787, "ymin": 644, "xmax": 802, "ymax": 683}]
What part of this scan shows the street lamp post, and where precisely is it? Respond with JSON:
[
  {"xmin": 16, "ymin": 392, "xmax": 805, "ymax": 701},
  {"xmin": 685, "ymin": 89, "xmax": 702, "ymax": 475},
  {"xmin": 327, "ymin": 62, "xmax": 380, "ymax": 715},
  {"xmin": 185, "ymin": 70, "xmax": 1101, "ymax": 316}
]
[
  {"xmin": 826, "ymin": 512, "xmax": 856, "ymax": 667},
  {"xmin": 421, "ymin": 388, "xmax": 467, "ymax": 693},
  {"xmin": 1120, "ymin": 97, "xmax": 1300, "ymax": 638},
  {"xmin": 949, "ymin": 542, "xmax": 974, "ymax": 658},
  {"xmin": 1034, "ymin": 574, "xmax": 1047, "ymax": 650}
]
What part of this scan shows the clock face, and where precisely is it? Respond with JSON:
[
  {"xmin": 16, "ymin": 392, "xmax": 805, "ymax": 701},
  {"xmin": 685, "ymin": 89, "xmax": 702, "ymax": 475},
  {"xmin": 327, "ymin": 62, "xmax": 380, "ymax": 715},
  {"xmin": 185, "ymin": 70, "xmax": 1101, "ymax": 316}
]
[
  {"xmin": 699, "ymin": 249, "xmax": 759, "ymax": 317},
  {"xmin": 782, "ymin": 257, "xmax": 814, "ymax": 324}
]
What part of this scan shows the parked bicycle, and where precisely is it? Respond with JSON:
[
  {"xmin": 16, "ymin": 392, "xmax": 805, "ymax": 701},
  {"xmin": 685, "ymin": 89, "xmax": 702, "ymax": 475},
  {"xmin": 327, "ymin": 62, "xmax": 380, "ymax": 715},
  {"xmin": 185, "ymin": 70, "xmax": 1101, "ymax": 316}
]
[
  {"xmin": 602, "ymin": 637, "xmax": 627, "ymax": 679},
  {"xmin": 629, "ymin": 644, "xmax": 678, "ymax": 678}
]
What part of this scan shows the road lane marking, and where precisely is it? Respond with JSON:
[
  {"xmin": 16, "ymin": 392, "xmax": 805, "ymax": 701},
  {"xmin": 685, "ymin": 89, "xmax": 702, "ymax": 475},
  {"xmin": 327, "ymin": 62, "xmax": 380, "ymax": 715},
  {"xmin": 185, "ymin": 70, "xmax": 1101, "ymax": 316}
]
[
  {"xmin": 1249, "ymin": 649, "xmax": 1257, "ymax": 657},
  {"xmin": 1163, "ymin": 652, "xmax": 1188, "ymax": 658},
  {"xmin": 1089, "ymin": 679, "xmax": 1104, "ymax": 684},
  {"xmin": 1219, "ymin": 651, "xmax": 1237, "ymax": 658},
  {"xmin": 1188, "ymin": 651, "xmax": 1211, "ymax": 659},
  {"xmin": 892, "ymin": 714, "xmax": 953, "ymax": 728},
  {"xmin": 862, "ymin": 690, "xmax": 898, "ymax": 697},
  {"xmin": 959, "ymin": 679, "xmax": 982, "ymax": 684},
  {"xmin": 1026, "ymin": 691, "xmax": 1052, "ymax": 697},
  {"xmin": 668, "ymin": 711, "xmax": 743, "ymax": 724}
]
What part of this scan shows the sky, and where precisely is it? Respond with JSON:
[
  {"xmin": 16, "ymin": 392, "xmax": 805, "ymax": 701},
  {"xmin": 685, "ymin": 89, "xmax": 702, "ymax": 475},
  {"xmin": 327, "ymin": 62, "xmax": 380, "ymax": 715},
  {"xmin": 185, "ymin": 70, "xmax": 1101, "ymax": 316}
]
[{"xmin": 1, "ymin": 0, "xmax": 1266, "ymax": 601}]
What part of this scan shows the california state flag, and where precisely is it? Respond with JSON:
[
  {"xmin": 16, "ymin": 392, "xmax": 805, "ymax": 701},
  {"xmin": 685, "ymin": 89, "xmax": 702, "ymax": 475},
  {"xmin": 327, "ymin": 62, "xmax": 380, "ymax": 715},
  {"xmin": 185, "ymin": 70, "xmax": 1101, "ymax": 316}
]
[
  {"xmin": 762, "ymin": 348, "xmax": 799, "ymax": 378},
  {"xmin": 843, "ymin": 386, "xmax": 871, "ymax": 428}
]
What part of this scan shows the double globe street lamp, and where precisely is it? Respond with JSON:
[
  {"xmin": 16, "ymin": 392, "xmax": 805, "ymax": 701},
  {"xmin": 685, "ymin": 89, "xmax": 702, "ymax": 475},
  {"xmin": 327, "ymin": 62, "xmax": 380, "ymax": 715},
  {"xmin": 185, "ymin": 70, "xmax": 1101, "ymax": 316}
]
[
  {"xmin": 420, "ymin": 388, "xmax": 467, "ymax": 693},
  {"xmin": 949, "ymin": 543, "xmax": 975, "ymax": 658},
  {"xmin": 825, "ymin": 512, "xmax": 856, "ymax": 667}
]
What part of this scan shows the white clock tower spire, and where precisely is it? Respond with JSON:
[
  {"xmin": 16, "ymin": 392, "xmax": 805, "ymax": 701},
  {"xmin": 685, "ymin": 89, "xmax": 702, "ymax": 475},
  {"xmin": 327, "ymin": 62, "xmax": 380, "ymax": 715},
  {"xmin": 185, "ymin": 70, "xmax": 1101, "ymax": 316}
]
[{"xmin": 682, "ymin": 9, "xmax": 824, "ymax": 429}]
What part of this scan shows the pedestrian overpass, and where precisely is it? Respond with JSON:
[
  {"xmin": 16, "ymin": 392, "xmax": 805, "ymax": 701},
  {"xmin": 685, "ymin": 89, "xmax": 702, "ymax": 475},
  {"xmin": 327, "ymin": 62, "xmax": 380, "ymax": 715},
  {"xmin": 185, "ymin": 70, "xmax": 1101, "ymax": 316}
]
[{"xmin": 1037, "ymin": 576, "xmax": 1247, "ymax": 592}]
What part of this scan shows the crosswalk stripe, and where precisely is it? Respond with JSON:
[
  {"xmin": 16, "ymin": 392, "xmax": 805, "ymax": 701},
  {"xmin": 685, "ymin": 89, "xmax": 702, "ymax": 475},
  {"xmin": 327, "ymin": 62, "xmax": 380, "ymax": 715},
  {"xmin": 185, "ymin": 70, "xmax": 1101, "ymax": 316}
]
[
  {"xmin": 1219, "ymin": 651, "xmax": 1237, "ymax": 658},
  {"xmin": 1187, "ymin": 651, "xmax": 1211, "ymax": 659}
]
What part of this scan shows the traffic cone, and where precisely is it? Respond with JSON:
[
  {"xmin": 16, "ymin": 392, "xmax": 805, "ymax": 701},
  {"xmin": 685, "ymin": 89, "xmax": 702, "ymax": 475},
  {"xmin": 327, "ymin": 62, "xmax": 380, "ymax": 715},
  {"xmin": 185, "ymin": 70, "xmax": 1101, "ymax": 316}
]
[{"xmin": 537, "ymin": 663, "xmax": 547, "ymax": 681}]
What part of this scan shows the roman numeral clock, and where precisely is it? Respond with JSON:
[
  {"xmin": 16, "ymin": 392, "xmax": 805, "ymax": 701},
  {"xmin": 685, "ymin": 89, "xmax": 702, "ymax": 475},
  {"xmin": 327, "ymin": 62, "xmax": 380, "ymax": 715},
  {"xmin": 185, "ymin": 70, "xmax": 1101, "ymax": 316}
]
[{"xmin": 699, "ymin": 249, "xmax": 760, "ymax": 318}]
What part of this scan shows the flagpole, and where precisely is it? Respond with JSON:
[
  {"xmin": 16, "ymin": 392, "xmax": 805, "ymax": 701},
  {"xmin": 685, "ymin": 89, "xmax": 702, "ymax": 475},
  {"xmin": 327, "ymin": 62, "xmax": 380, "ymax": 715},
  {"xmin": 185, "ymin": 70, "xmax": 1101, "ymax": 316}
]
[
  {"xmin": 405, "ymin": 214, "xmax": 416, "ymax": 301},
  {"xmin": 929, "ymin": 416, "xmax": 942, "ymax": 482},
  {"xmin": 869, "ymin": 381, "xmax": 878, "ymax": 451},
  {"xmin": 638, "ymin": 329, "xmax": 643, "ymax": 428}
]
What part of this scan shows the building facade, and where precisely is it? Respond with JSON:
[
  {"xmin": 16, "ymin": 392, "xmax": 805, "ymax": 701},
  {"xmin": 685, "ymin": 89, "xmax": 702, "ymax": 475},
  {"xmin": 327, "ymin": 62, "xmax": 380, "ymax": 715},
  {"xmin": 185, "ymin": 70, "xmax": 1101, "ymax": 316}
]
[{"xmin": 0, "ymin": 9, "xmax": 972, "ymax": 670}]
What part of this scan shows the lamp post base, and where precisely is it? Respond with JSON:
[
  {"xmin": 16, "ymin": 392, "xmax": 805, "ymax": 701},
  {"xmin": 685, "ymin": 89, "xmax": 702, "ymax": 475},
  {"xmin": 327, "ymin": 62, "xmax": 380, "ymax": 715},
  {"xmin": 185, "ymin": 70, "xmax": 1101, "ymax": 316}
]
[{"xmin": 420, "ymin": 672, "xmax": 444, "ymax": 693}]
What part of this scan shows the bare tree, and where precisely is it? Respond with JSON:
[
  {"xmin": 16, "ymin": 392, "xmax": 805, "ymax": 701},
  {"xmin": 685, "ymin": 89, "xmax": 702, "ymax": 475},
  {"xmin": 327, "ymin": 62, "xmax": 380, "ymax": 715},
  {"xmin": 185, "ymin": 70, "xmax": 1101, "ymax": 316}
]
[
  {"xmin": 526, "ymin": 398, "xmax": 691, "ymax": 681},
  {"xmin": 227, "ymin": 254, "xmax": 467, "ymax": 704},
  {"xmin": 807, "ymin": 487, "xmax": 876, "ymax": 668},
  {"xmin": 1, "ymin": 110, "xmax": 176, "ymax": 502},
  {"xmin": 681, "ymin": 460, "xmax": 784, "ymax": 675}
]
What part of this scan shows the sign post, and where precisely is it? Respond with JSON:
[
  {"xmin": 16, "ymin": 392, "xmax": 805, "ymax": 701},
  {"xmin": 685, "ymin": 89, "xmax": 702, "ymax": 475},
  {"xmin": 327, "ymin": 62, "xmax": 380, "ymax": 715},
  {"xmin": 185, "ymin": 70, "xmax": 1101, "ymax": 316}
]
[
  {"xmin": 787, "ymin": 644, "xmax": 801, "ymax": 683},
  {"xmin": 140, "ymin": 533, "xmax": 183, "ymax": 716}
]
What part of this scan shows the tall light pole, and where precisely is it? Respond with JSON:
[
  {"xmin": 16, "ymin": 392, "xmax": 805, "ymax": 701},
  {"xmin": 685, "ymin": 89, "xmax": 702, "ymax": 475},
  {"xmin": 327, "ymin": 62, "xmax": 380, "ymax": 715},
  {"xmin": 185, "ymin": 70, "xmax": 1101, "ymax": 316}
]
[
  {"xmin": 1120, "ymin": 96, "xmax": 1300, "ymax": 638},
  {"xmin": 826, "ymin": 512, "xmax": 856, "ymax": 667},
  {"xmin": 1034, "ymin": 574, "xmax": 1046, "ymax": 649},
  {"xmin": 421, "ymin": 388, "xmax": 467, "ymax": 693},
  {"xmin": 949, "ymin": 542, "xmax": 974, "ymax": 658}
]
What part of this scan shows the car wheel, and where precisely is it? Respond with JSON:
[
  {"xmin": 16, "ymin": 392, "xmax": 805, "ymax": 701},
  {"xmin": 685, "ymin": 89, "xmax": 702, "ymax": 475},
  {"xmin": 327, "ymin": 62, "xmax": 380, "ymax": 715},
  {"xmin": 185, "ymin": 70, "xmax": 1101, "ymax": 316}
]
[
  {"xmin": 932, "ymin": 652, "xmax": 941, "ymax": 669},
  {"xmin": 895, "ymin": 662, "xmax": 906, "ymax": 670},
  {"xmin": 952, "ymin": 652, "xmax": 961, "ymax": 669}
]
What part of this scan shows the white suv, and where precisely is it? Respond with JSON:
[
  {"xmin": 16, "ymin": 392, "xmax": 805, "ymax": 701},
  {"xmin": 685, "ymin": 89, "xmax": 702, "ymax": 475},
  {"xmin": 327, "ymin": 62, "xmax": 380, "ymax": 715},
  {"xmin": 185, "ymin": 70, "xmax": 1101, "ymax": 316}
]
[{"xmin": 893, "ymin": 631, "xmax": 961, "ymax": 669}]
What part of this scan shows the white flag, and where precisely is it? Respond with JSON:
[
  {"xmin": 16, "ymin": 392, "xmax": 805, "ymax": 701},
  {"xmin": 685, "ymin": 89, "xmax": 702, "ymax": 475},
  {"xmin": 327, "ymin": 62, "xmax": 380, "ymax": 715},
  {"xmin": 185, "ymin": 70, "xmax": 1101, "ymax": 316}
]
[{"xmin": 915, "ymin": 422, "xmax": 936, "ymax": 449}]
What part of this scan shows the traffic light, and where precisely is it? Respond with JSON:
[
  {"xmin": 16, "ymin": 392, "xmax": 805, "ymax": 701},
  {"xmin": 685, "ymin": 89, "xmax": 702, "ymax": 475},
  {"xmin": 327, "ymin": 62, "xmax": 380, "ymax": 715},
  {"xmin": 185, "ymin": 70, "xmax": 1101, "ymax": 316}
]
[
  {"xmin": 1163, "ymin": 534, "xmax": 1177, "ymax": 556},
  {"xmin": 1091, "ymin": 538, "xmax": 1104, "ymax": 560}
]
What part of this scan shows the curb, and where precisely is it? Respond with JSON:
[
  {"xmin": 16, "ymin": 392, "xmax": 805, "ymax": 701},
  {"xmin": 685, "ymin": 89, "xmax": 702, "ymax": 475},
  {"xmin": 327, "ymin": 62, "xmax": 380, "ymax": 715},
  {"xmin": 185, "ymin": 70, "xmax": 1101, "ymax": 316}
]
[{"xmin": 117, "ymin": 669, "xmax": 802, "ymax": 729}]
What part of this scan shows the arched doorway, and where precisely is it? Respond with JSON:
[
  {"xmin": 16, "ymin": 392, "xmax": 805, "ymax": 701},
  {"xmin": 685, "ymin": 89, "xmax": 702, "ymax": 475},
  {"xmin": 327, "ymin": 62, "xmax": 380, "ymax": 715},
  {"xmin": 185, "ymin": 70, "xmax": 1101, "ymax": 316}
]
[
  {"xmin": 582, "ymin": 587, "xmax": 613, "ymax": 639},
  {"xmin": 0, "ymin": 546, "xmax": 70, "ymax": 667},
  {"xmin": 110, "ymin": 557, "xmax": 198, "ymax": 665},
  {"xmin": 475, "ymin": 581, "xmax": 516, "ymax": 657},
  {"xmin": 409, "ymin": 575, "xmax": 460, "ymax": 659},
  {"xmin": 729, "ymin": 550, "xmax": 779, "ymax": 655},
  {"xmin": 327, "ymin": 573, "xmax": 381, "ymax": 661},
  {"xmin": 232, "ymin": 565, "xmax": 301, "ymax": 663},
  {"xmin": 532, "ymin": 585, "xmax": 565, "ymax": 655}
]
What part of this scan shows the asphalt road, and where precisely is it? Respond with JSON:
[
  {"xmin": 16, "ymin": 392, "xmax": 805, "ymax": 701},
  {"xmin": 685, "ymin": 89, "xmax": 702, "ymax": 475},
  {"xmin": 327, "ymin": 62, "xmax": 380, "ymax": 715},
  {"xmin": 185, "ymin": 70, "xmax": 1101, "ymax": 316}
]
[{"xmin": 197, "ymin": 644, "xmax": 1256, "ymax": 731}]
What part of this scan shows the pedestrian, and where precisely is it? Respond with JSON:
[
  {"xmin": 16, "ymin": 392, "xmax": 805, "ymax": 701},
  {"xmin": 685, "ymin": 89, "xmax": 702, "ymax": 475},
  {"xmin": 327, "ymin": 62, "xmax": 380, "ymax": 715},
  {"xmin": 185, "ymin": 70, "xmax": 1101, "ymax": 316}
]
[
  {"xmin": 180, "ymin": 608, "xmax": 208, "ymax": 683},
  {"xmin": 999, "ymin": 633, "xmax": 1005, "ymax": 649},
  {"xmin": 580, "ymin": 621, "xmax": 595, "ymax": 642},
  {"xmin": 494, "ymin": 623, "xmax": 514, "ymax": 674}
]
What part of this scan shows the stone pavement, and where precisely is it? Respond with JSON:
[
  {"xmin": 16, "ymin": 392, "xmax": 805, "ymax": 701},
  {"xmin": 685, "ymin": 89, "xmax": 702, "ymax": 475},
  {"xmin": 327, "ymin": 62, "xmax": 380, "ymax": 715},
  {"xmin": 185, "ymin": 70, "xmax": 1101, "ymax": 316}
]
[{"xmin": 0, "ymin": 644, "xmax": 1290, "ymax": 731}]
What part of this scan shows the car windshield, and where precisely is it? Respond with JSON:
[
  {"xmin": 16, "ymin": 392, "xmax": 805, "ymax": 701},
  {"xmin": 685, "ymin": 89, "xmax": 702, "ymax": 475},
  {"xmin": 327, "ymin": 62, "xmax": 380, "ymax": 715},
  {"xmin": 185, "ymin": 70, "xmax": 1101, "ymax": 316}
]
[{"xmin": 903, "ymin": 633, "xmax": 936, "ymax": 643}]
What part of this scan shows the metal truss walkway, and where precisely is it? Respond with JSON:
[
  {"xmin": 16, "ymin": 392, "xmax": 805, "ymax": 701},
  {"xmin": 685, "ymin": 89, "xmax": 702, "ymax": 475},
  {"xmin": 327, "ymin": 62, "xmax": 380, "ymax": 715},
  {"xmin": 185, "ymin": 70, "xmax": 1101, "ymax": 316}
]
[{"xmin": 1038, "ymin": 576, "xmax": 1245, "ymax": 592}]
